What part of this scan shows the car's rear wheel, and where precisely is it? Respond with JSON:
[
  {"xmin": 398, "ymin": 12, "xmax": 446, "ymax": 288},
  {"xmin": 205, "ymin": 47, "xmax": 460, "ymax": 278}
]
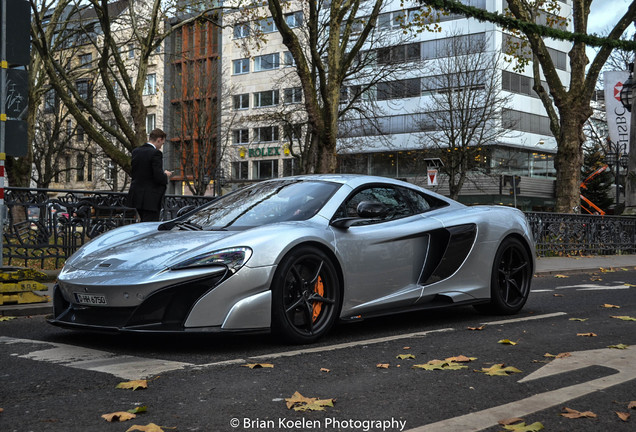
[
  {"xmin": 475, "ymin": 237, "xmax": 532, "ymax": 314},
  {"xmin": 271, "ymin": 246, "xmax": 340, "ymax": 344}
]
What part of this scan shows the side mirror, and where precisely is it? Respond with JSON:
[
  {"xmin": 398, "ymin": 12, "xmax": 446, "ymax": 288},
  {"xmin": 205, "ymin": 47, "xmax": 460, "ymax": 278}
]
[{"xmin": 357, "ymin": 201, "xmax": 389, "ymax": 218}]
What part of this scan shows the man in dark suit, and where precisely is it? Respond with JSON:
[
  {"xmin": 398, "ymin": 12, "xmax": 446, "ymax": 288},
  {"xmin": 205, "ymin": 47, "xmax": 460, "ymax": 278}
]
[{"xmin": 127, "ymin": 129, "xmax": 173, "ymax": 222}]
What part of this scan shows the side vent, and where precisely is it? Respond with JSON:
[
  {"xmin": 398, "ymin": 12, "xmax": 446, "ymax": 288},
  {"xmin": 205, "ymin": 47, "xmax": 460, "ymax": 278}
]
[{"xmin": 420, "ymin": 224, "xmax": 477, "ymax": 286}]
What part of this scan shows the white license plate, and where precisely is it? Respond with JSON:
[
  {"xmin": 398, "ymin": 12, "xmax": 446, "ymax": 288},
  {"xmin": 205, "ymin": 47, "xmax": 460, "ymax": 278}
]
[{"xmin": 74, "ymin": 293, "xmax": 108, "ymax": 305}]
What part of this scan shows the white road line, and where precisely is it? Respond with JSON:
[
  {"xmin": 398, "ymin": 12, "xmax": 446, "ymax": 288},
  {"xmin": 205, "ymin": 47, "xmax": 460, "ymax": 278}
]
[
  {"xmin": 480, "ymin": 312, "xmax": 567, "ymax": 326},
  {"xmin": 530, "ymin": 289, "xmax": 554, "ymax": 293},
  {"xmin": 0, "ymin": 336, "xmax": 191, "ymax": 380},
  {"xmin": 249, "ymin": 328, "xmax": 455, "ymax": 361},
  {"xmin": 578, "ymin": 286, "xmax": 632, "ymax": 291}
]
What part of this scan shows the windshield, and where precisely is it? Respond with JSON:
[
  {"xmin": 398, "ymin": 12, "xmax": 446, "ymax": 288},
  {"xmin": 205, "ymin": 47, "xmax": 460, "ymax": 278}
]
[{"xmin": 185, "ymin": 179, "xmax": 341, "ymax": 230}]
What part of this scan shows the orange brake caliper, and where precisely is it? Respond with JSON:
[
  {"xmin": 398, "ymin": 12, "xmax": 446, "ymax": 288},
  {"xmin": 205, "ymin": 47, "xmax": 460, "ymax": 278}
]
[{"xmin": 312, "ymin": 276, "xmax": 324, "ymax": 322}]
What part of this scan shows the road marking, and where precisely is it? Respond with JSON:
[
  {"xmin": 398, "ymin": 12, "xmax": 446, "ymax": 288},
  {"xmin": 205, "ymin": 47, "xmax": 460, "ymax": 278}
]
[
  {"xmin": 530, "ymin": 289, "xmax": 553, "ymax": 293},
  {"xmin": 480, "ymin": 312, "xmax": 567, "ymax": 326},
  {"xmin": 577, "ymin": 286, "xmax": 632, "ymax": 291},
  {"xmin": 0, "ymin": 336, "xmax": 191, "ymax": 380},
  {"xmin": 407, "ymin": 347, "xmax": 636, "ymax": 432}
]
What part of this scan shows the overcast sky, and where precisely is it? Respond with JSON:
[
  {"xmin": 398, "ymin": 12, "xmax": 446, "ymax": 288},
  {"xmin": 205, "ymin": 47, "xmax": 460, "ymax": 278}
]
[{"xmin": 588, "ymin": 0, "xmax": 633, "ymax": 36}]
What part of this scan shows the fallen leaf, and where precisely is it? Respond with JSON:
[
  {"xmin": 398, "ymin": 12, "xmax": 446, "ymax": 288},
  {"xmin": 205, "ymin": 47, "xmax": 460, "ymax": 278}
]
[
  {"xmin": 0, "ymin": 407, "xmax": 3, "ymax": 413},
  {"xmin": 590, "ymin": 277, "xmax": 602, "ymax": 281},
  {"xmin": 544, "ymin": 352, "xmax": 570, "ymax": 359},
  {"xmin": 601, "ymin": 304, "xmax": 620, "ymax": 308},
  {"xmin": 126, "ymin": 424, "xmax": 173, "ymax": 432},
  {"xmin": 620, "ymin": 268, "xmax": 629, "ymax": 271},
  {"xmin": 396, "ymin": 354, "xmax": 415, "ymax": 360},
  {"xmin": 553, "ymin": 294, "xmax": 564, "ymax": 297},
  {"xmin": 116, "ymin": 380, "xmax": 148, "ymax": 391},
  {"xmin": 102, "ymin": 412, "xmax": 137, "ymax": 422},
  {"xmin": 610, "ymin": 315, "xmax": 636, "ymax": 321},
  {"xmin": 616, "ymin": 411, "xmax": 630, "ymax": 422},
  {"xmin": 402, "ymin": 346, "xmax": 411, "ymax": 350},
  {"xmin": 0, "ymin": 316, "xmax": 16, "ymax": 322},
  {"xmin": 608, "ymin": 344, "xmax": 629, "ymax": 349},
  {"xmin": 560, "ymin": 407, "xmax": 597, "ymax": 419},
  {"xmin": 242, "ymin": 363, "xmax": 274, "ymax": 369},
  {"xmin": 467, "ymin": 325, "xmax": 486, "ymax": 331},
  {"xmin": 599, "ymin": 267, "xmax": 615, "ymax": 273},
  {"xmin": 476, "ymin": 364, "xmax": 522, "ymax": 376},
  {"xmin": 376, "ymin": 363, "xmax": 390, "ymax": 369},
  {"xmin": 502, "ymin": 421, "xmax": 544, "ymax": 431},
  {"xmin": 498, "ymin": 339, "xmax": 518, "ymax": 345},
  {"xmin": 320, "ymin": 368, "xmax": 330, "ymax": 373},
  {"xmin": 554, "ymin": 274, "xmax": 569, "ymax": 278},
  {"xmin": 628, "ymin": 401, "xmax": 636, "ymax": 409},
  {"xmin": 498, "ymin": 417, "xmax": 524, "ymax": 425},
  {"xmin": 445, "ymin": 355, "xmax": 477, "ymax": 363},
  {"xmin": 576, "ymin": 332, "xmax": 597, "ymax": 337},
  {"xmin": 127, "ymin": 406, "xmax": 147, "ymax": 414},
  {"xmin": 625, "ymin": 283, "xmax": 636, "ymax": 287},
  {"xmin": 569, "ymin": 318, "xmax": 588, "ymax": 322},
  {"xmin": 413, "ymin": 360, "xmax": 468, "ymax": 371},
  {"xmin": 285, "ymin": 391, "xmax": 334, "ymax": 412}
]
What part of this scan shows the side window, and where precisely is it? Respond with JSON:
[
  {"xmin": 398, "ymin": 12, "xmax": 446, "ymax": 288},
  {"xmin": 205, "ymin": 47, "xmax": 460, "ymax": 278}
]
[
  {"xmin": 399, "ymin": 187, "xmax": 431, "ymax": 213},
  {"xmin": 334, "ymin": 186, "xmax": 414, "ymax": 223}
]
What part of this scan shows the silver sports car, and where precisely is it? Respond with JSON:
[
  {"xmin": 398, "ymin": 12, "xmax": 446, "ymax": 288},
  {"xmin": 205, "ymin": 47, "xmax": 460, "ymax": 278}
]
[{"xmin": 49, "ymin": 175, "xmax": 535, "ymax": 343}]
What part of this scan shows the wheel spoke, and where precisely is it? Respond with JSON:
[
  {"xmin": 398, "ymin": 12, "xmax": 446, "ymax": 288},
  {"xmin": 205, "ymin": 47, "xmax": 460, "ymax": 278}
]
[
  {"xmin": 285, "ymin": 296, "xmax": 305, "ymax": 314},
  {"xmin": 307, "ymin": 260, "xmax": 324, "ymax": 286},
  {"xmin": 510, "ymin": 262, "xmax": 527, "ymax": 276},
  {"xmin": 308, "ymin": 292, "xmax": 335, "ymax": 305}
]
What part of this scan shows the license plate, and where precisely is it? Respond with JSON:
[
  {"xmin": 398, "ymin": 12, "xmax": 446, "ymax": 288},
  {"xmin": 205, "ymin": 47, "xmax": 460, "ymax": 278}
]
[{"xmin": 74, "ymin": 293, "xmax": 108, "ymax": 305}]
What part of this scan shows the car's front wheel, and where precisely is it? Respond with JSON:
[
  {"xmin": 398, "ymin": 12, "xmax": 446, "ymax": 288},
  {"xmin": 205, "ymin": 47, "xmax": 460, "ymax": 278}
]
[
  {"xmin": 271, "ymin": 246, "xmax": 340, "ymax": 344},
  {"xmin": 476, "ymin": 237, "xmax": 532, "ymax": 314}
]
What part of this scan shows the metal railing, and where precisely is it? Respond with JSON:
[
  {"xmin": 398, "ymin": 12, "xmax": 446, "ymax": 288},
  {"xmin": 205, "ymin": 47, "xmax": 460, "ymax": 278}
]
[
  {"xmin": 1, "ymin": 188, "xmax": 634, "ymax": 269},
  {"xmin": 2, "ymin": 187, "xmax": 215, "ymax": 268},
  {"xmin": 526, "ymin": 211, "xmax": 636, "ymax": 257}
]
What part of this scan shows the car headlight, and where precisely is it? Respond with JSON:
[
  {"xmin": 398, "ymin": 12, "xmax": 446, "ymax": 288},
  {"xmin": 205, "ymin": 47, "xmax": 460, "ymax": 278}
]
[{"xmin": 171, "ymin": 247, "xmax": 253, "ymax": 273}]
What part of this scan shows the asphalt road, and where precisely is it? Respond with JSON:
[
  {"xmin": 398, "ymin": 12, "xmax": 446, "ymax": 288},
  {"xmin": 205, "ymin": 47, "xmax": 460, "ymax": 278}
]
[{"xmin": 0, "ymin": 269, "xmax": 635, "ymax": 432}]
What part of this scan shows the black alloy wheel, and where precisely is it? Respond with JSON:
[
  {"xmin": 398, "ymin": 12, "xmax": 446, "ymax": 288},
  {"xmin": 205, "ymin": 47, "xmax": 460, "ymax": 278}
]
[
  {"xmin": 271, "ymin": 246, "xmax": 340, "ymax": 344},
  {"xmin": 476, "ymin": 237, "xmax": 532, "ymax": 314}
]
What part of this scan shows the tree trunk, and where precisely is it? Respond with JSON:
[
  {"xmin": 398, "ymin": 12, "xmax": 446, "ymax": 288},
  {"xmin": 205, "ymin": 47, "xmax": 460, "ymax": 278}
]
[{"xmin": 555, "ymin": 108, "xmax": 585, "ymax": 213}]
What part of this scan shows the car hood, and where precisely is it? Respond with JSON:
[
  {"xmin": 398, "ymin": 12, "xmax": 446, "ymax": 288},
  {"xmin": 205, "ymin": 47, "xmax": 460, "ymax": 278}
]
[{"xmin": 67, "ymin": 228, "xmax": 239, "ymax": 272}]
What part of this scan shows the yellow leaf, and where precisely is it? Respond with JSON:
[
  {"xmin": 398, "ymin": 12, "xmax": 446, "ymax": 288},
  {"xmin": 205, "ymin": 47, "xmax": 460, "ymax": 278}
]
[
  {"xmin": 396, "ymin": 354, "xmax": 415, "ymax": 360},
  {"xmin": 467, "ymin": 325, "xmax": 486, "ymax": 331},
  {"xmin": 503, "ymin": 421, "xmax": 544, "ymax": 431},
  {"xmin": 556, "ymin": 352, "xmax": 571, "ymax": 359},
  {"xmin": 610, "ymin": 315, "xmax": 636, "ymax": 321},
  {"xmin": 0, "ymin": 316, "xmax": 16, "ymax": 322},
  {"xmin": 616, "ymin": 411, "xmax": 630, "ymax": 422},
  {"xmin": 242, "ymin": 363, "xmax": 274, "ymax": 369},
  {"xmin": 628, "ymin": 401, "xmax": 636, "ymax": 409},
  {"xmin": 126, "ymin": 424, "xmax": 173, "ymax": 432},
  {"xmin": 554, "ymin": 274, "xmax": 569, "ymax": 278},
  {"xmin": 116, "ymin": 380, "xmax": 148, "ymax": 391},
  {"xmin": 102, "ymin": 412, "xmax": 137, "ymax": 422},
  {"xmin": 285, "ymin": 391, "xmax": 334, "ymax": 412},
  {"xmin": 477, "ymin": 364, "xmax": 522, "ymax": 376},
  {"xmin": 577, "ymin": 333, "xmax": 597, "ymax": 337},
  {"xmin": 560, "ymin": 407, "xmax": 597, "ymax": 419},
  {"xmin": 608, "ymin": 344, "xmax": 629, "ymax": 349},
  {"xmin": 569, "ymin": 318, "xmax": 588, "ymax": 322},
  {"xmin": 601, "ymin": 304, "xmax": 620, "ymax": 308},
  {"xmin": 127, "ymin": 406, "xmax": 147, "ymax": 414},
  {"xmin": 445, "ymin": 355, "xmax": 477, "ymax": 363},
  {"xmin": 625, "ymin": 283, "xmax": 636, "ymax": 287},
  {"xmin": 376, "ymin": 363, "xmax": 390, "ymax": 369},
  {"xmin": 498, "ymin": 339, "xmax": 517, "ymax": 345}
]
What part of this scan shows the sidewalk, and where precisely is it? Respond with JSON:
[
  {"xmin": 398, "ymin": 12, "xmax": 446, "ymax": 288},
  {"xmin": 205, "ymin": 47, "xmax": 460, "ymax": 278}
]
[{"xmin": 1, "ymin": 255, "xmax": 635, "ymax": 317}]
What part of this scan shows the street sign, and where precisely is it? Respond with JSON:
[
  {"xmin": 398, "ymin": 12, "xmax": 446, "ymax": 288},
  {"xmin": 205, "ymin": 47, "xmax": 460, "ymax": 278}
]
[
  {"xmin": 5, "ymin": 68, "xmax": 27, "ymax": 120},
  {"xmin": 5, "ymin": 119, "xmax": 26, "ymax": 157},
  {"xmin": 0, "ymin": 0, "xmax": 30, "ymax": 67}
]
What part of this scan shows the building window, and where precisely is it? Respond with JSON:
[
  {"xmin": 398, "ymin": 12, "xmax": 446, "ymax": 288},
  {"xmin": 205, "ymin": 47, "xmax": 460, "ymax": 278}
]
[
  {"xmin": 233, "ymin": 93, "xmax": 249, "ymax": 110},
  {"xmin": 253, "ymin": 160, "xmax": 279, "ymax": 179},
  {"xmin": 255, "ymin": 125, "xmax": 279, "ymax": 142},
  {"xmin": 283, "ymin": 123, "xmax": 302, "ymax": 141},
  {"xmin": 143, "ymin": 74, "xmax": 157, "ymax": 95},
  {"xmin": 233, "ymin": 58, "xmax": 250, "ymax": 75},
  {"xmin": 377, "ymin": 43, "xmax": 420, "ymax": 65},
  {"xmin": 502, "ymin": 109, "xmax": 553, "ymax": 136},
  {"xmin": 256, "ymin": 18, "xmax": 276, "ymax": 33},
  {"xmin": 79, "ymin": 53, "xmax": 92, "ymax": 68},
  {"xmin": 44, "ymin": 89, "xmax": 57, "ymax": 113},
  {"xmin": 283, "ymin": 158, "xmax": 297, "ymax": 176},
  {"xmin": 87, "ymin": 154, "xmax": 93, "ymax": 181},
  {"xmin": 76, "ymin": 80, "xmax": 92, "ymax": 105},
  {"xmin": 76, "ymin": 154, "xmax": 85, "ymax": 181},
  {"xmin": 233, "ymin": 128, "xmax": 249, "ymax": 145},
  {"xmin": 376, "ymin": 78, "xmax": 421, "ymax": 100},
  {"xmin": 232, "ymin": 161, "xmax": 248, "ymax": 179},
  {"xmin": 233, "ymin": 23, "xmax": 250, "ymax": 39},
  {"xmin": 254, "ymin": 53, "xmax": 279, "ymax": 71},
  {"xmin": 76, "ymin": 126, "xmax": 84, "ymax": 142},
  {"xmin": 284, "ymin": 87, "xmax": 302, "ymax": 104},
  {"xmin": 66, "ymin": 120, "xmax": 73, "ymax": 136},
  {"xmin": 285, "ymin": 11, "xmax": 303, "ymax": 28},
  {"xmin": 128, "ymin": 44, "xmax": 135, "ymax": 59},
  {"xmin": 283, "ymin": 51, "xmax": 296, "ymax": 67},
  {"xmin": 254, "ymin": 89, "xmax": 279, "ymax": 107},
  {"xmin": 146, "ymin": 114, "xmax": 156, "ymax": 132}
]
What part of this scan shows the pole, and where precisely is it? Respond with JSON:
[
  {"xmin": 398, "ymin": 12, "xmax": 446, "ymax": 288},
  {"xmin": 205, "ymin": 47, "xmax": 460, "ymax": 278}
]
[{"xmin": 0, "ymin": 0, "xmax": 7, "ymax": 264}]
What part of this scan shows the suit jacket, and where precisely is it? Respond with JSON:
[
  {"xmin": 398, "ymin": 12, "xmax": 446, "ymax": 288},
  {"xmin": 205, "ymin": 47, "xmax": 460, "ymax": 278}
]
[{"xmin": 127, "ymin": 143, "xmax": 168, "ymax": 212}]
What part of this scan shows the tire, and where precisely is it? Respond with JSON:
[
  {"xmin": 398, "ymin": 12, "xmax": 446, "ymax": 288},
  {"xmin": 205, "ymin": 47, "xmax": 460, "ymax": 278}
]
[
  {"xmin": 475, "ymin": 237, "xmax": 532, "ymax": 315},
  {"xmin": 271, "ymin": 246, "xmax": 340, "ymax": 344}
]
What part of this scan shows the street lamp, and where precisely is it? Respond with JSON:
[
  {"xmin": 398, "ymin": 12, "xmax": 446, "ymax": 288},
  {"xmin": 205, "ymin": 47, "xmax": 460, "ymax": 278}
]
[
  {"xmin": 620, "ymin": 63, "xmax": 635, "ymax": 111},
  {"xmin": 605, "ymin": 140, "xmax": 628, "ymax": 210},
  {"xmin": 619, "ymin": 61, "xmax": 636, "ymax": 214}
]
